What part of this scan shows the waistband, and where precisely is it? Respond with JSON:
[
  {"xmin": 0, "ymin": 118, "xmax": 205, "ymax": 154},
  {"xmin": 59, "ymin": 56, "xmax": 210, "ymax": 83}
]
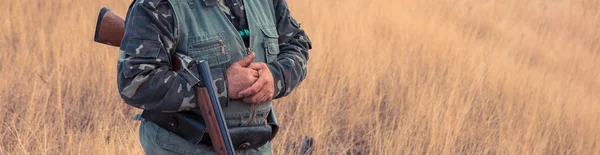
[{"xmin": 139, "ymin": 107, "xmax": 279, "ymax": 149}]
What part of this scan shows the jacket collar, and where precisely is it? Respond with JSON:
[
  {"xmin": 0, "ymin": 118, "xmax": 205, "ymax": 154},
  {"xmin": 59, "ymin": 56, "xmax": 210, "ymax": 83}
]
[{"xmin": 202, "ymin": 0, "xmax": 219, "ymax": 6}]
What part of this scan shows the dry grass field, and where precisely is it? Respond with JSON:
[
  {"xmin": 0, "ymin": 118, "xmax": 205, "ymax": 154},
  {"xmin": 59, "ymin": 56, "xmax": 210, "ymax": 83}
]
[{"xmin": 1, "ymin": 0, "xmax": 599, "ymax": 154}]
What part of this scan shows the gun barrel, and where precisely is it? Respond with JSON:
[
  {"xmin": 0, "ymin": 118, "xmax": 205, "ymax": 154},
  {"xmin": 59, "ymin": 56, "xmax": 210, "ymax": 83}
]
[{"xmin": 196, "ymin": 61, "xmax": 236, "ymax": 155}]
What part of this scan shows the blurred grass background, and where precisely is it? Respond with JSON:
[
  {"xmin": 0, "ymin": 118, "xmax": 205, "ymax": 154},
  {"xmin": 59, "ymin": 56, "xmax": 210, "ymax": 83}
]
[{"xmin": 0, "ymin": 0, "xmax": 599, "ymax": 154}]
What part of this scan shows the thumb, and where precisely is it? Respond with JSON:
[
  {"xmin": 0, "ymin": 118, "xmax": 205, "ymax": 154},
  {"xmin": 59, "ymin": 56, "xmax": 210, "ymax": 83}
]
[{"xmin": 237, "ymin": 52, "xmax": 255, "ymax": 67}]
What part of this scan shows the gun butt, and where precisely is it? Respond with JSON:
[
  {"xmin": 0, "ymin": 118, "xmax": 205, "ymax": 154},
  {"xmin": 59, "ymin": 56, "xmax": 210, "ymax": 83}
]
[{"xmin": 94, "ymin": 7, "xmax": 125, "ymax": 47}]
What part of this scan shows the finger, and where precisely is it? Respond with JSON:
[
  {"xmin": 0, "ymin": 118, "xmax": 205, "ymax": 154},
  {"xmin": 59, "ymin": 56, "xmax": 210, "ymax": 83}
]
[
  {"xmin": 257, "ymin": 87, "xmax": 270, "ymax": 103},
  {"xmin": 242, "ymin": 93, "xmax": 257, "ymax": 103},
  {"xmin": 243, "ymin": 89, "xmax": 268, "ymax": 104},
  {"xmin": 251, "ymin": 69, "xmax": 259, "ymax": 77},
  {"xmin": 249, "ymin": 64, "xmax": 269, "ymax": 78},
  {"xmin": 259, "ymin": 87, "xmax": 274, "ymax": 103},
  {"xmin": 240, "ymin": 83, "xmax": 262, "ymax": 100},
  {"xmin": 238, "ymin": 77, "xmax": 266, "ymax": 98},
  {"xmin": 264, "ymin": 89, "xmax": 274, "ymax": 101},
  {"xmin": 241, "ymin": 67, "xmax": 260, "ymax": 77},
  {"xmin": 239, "ymin": 68, "xmax": 259, "ymax": 77},
  {"xmin": 247, "ymin": 62, "xmax": 266, "ymax": 71},
  {"xmin": 248, "ymin": 75, "xmax": 259, "ymax": 83},
  {"xmin": 238, "ymin": 52, "xmax": 256, "ymax": 67},
  {"xmin": 257, "ymin": 91, "xmax": 271, "ymax": 104}
]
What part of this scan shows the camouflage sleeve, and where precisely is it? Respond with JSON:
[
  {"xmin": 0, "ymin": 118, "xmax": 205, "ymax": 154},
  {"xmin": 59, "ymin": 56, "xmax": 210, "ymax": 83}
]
[
  {"xmin": 268, "ymin": 0, "xmax": 313, "ymax": 99},
  {"xmin": 117, "ymin": 0, "xmax": 200, "ymax": 112}
]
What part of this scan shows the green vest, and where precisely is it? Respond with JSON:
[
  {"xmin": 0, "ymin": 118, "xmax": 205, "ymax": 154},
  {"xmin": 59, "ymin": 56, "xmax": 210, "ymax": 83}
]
[{"xmin": 169, "ymin": 0, "xmax": 279, "ymax": 127}]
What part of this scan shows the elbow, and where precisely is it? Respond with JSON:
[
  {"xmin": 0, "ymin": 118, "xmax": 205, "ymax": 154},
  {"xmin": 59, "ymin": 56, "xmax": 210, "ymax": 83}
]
[
  {"xmin": 116, "ymin": 69, "xmax": 146, "ymax": 108},
  {"xmin": 117, "ymin": 79, "xmax": 140, "ymax": 107},
  {"xmin": 117, "ymin": 84, "xmax": 149, "ymax": 110}
]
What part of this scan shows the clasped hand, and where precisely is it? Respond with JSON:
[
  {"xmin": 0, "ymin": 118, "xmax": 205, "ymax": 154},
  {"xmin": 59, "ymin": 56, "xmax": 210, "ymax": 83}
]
[{"xmin": 226, "ymin": 52, "xmax": 274, "ymax": 104}]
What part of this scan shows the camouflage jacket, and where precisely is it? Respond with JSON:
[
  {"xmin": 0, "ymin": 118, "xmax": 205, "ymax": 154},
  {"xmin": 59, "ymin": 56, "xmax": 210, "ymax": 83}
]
[{"xmin": 117, "ymin": 0, "xmax": 311, "ymax": 111}]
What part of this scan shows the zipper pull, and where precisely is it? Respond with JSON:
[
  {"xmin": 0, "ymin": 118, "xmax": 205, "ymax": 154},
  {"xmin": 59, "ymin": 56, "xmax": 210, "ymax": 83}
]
[{"xmin": 219, "ymin": 40, "xmax": 225, "ymax": 54}]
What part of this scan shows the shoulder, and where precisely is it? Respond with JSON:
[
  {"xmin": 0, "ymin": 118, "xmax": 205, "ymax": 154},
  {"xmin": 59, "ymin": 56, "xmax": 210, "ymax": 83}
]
[
  {"xmin": 123, "ymin": 0, "xmax": 177, "ymax": 44},
  {"xmin": 129, "ymin": 0, "xmax": 174, "ymax": 14},
  {"xmin": 127, "ymin": 0, "xmax": 175, "ymax": 24},
  {"xmin": 134, "ymin": 0, "xmax": 171, "ymax": 9},
  {"xmin": 272, "ymin": 0, "xmax": 282, "ymax": 7}
]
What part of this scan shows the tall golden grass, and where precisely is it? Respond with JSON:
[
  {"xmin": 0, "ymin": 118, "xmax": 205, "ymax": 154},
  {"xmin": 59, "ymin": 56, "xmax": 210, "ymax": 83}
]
[{"xmin": 1, "ymin": 0, "xmax": 599, "ymax": 154}]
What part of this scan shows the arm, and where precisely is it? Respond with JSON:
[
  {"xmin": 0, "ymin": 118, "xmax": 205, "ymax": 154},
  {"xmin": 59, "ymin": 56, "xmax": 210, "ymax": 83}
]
[
  {"xmin": 237, "ymin": 0, "xmax": 312, "ymax": 102},
  {"xmin": 117, "ymin": 0, "xmax": 201, "ymax": 112},
  {"xmin": 269, "ymin": 0, "xmax": 313, "ymax": 98}
]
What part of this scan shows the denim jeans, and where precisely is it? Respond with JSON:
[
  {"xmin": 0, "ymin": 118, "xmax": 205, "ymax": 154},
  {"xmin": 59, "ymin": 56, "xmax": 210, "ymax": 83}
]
[{"xmin": 136, "ymin": 116, "xmax": 273, "ymax": 155}]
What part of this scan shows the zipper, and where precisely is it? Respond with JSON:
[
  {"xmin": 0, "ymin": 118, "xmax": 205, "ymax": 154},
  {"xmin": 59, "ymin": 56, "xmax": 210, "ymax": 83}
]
[
  {"xmin": 246, "ymin": 3, "xmax": 253, "ymax": 55},
  {"xmin": 189, "ymin": 39, "xmax": 221, "ymax": 49},
  {"xmin": 215, "ymin": 2, "xmax": 250, "ymax": 55},
  {"xmin": 214, "ymin": 1, "xmax": 258, "ymax": 124},
  {"xmin": 219, "ymin": 40, "xmax": 225, "ymax": 54},
  {"xmin": 243, "ymin": 2, "xmax": 256, "ymax": 125}
]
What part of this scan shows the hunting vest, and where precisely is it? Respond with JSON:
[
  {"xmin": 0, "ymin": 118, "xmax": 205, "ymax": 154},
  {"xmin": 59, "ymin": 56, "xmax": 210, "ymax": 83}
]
[{"xmin": 170, "ymin": 0, "xmax": 278, "ymax": 127}]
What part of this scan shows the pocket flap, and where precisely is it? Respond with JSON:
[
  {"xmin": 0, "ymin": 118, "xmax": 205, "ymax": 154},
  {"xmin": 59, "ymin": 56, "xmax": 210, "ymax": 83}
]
[
  {"xmin": 261, "ymin": 26, "xmax": 279, "ymax": 38},
  {"xmin": 123, "ymin": 38, "xmax": 161, "ymax": 58}
]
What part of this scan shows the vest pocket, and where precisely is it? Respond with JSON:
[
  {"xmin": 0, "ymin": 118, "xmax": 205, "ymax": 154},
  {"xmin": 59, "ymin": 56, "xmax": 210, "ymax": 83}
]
[
  {"xmin": 187, "ymin": 36, "xmax": 230, "ymax": 67},
  {"xmin": 261, "ymin": 26, "xmax": 280, "ymax": 63}
]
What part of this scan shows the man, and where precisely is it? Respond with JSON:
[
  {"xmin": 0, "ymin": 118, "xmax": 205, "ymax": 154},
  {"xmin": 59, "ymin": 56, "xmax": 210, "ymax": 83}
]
[{"xmin": 116, "ymin": 0, "xmax": 311, "ymax": 154}]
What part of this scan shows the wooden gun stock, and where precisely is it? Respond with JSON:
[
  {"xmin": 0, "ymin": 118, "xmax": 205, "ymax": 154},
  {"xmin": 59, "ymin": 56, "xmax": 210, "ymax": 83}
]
[
  {"xmin": 94, "ymin": 7, "xmax": 124, "ymax": 47},
  {"xmin": 196, "ymin": 61, "xmax": 235, "ymax": 155},
  {"xmin": 93, "ymin": 7, "xmax": 235, "ymax": 155}
]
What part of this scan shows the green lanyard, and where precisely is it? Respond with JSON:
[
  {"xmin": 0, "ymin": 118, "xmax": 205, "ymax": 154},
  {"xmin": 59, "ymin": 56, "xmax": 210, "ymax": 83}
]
[{"xmin": 238, "ymin": 29, "xmax": 250, "ymax": 38}]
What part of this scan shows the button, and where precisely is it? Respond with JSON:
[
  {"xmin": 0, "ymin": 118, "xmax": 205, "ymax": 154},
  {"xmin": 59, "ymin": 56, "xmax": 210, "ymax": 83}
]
[
  {"xmin": 169, "ymin": 119, "xmax": 178, "ymax": 129},
  {"xmin": 239, "ymin": 142, "xmax": 250, "ymax": 149}
]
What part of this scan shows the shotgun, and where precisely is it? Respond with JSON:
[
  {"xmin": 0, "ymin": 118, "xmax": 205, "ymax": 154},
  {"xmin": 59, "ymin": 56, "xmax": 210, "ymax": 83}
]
[{"xmin": 94, "ymin": 7, "xmax": 235, "ymax": 155}]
